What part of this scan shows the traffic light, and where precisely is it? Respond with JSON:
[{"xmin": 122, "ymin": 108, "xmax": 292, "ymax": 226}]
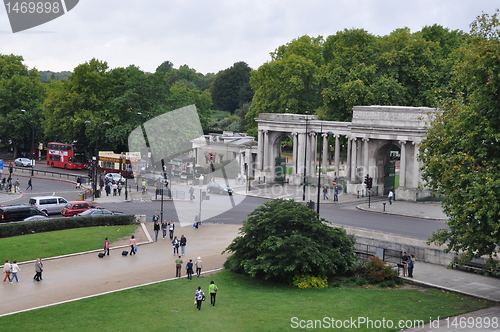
[
  {"xmin": 9, "ymin": 164, "xmax": 13, "ymax": 174},
  {"xmin": 364, "ymin": 174, "xmax": 369, "ymax": 185},
  {"xmin": 367, "ymin": 177, "xmax": 373, "ymax": 189}
]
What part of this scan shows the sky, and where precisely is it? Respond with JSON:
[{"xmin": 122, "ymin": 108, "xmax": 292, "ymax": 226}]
[{"xmin": 0, "ymin": 0, "xmax": 498, "ymax": 75}]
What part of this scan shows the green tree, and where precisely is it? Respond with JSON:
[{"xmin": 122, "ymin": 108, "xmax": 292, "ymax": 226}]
[
  {"xmin": 211, "ymin": 61, "xmax": 253, "ymax": 114},
  {"xmin": 420, "ymin": 10, "xmax": 500, "ymax": 272},
  {"xmin": 223, "ymin": 199, "xmax": 357, "ymax": 282},
  {"xmin": 0, "ymin": 54, "xmax": 45, "ymax": 157}
]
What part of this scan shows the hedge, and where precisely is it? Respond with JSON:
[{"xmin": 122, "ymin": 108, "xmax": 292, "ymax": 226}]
[{"xmin": 0, "ymin": 215, "xmax": 137, "ymax": 238}]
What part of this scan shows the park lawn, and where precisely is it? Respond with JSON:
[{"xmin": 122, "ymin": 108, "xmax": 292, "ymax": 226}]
[
  {"xmin": 0, "ymin": 225, "xmax": 138, "ymax": 263},
  {"xmin": 1, "ymin": 270, "xmax": 494, "ymax": 332}
]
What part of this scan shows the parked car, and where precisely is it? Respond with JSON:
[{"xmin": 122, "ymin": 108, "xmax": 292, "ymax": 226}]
[
  {"xmin": 29, "ymin": 196, "xmax": 68, "ymax": 215},
  {"xmin": 0, "ymin": 205, "xmax": 47, "ymax": 222},
  {"xmin": 61, "ymin": 201, "xmax": 101, "ymax": 217},
  {"xmin": 105, "ymin": 173, "xmax": 125, "ymax": 184},
  {"xmin": 75, "ymin": 208, "xmax": 124, "ymax": 217},
  {"xmin": 142, "ymin": 173, "xmax": 168, "ymax": 186},
  {"xmin": 14, "ymin": 158, "xmax": 33, "ymax": 167},
  {"xmin": 23, "ymin": 215, "xmax": 49, "ymax": 221},
  {"xmin": 207, "ymin": 182, "xmax": 233, "ymax": 195}
]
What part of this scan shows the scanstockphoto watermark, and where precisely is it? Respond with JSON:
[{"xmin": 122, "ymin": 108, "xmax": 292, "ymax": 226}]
[
  {"xmin": 290, "ymin": 316, "xmax": 426, "ymax": 330},
  {"xmin": 3, "ymin": 0, "xmax": 79, "ymax": 33}
]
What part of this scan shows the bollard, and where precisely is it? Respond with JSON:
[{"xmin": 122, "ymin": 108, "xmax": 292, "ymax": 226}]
[{"xmin": 383, "ymin": 203, "xmax": 386, "ymax": 211}]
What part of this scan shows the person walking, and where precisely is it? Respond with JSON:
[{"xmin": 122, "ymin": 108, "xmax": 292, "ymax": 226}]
[
  {"xmin": 194, "ymin": 213, "xmax": 200, "ymax": 229},
  {"xmin": 195, "ymin": 257, "xmax": 203, "ymax": 277},
  {"xmin": 154, "ymin": 220, "xmax": 160, "ymax": 241},
  {"xmin": 103, "ymin": 237, "xmax": 110, "ymax": 256},
  {"xmin": 169, "ymin": 220, "xmax": 175, "ymax": 240},
  {"xmin": 322, "ymin": 186, "xmax": 328, "ymax": 200},
  {"xmin": 152, "ymin": 212, "xmax": 159, "ymax": 223},
  {"xmin": 172, "ymin": 236, "xmax": 180, "ymax": 255},
  {"xmin": 34, "ymin": 258, "xmax": 43, "ymax": 281},
  {"xmin": 161, "ymin": 219, "xmax": 167, "ymax": 240},
  {"xmin": 401, "ymin": 252, "xmax": 409, "ymax": 277},
  {"xmin": 334, "ymin": 186, "xmax": 339, "ymax": 202},
  {"xmin": 186, "ymin": 259, "xmax": 194, "ymax": 280},
  {"xmin": 3, "ymin": 260, "xmax": 11, "ymax": 283},
  {"xmin": 209, "ymin": 280, "xmax": 218, "ymax": 306},
  {"xmin": 388, "ymin": 190, "xmax": 394, "ymax": 205},
  {"xmin": 76, "ymin": 176, "xmax": 82, "ymax": 189},
  {"xmin": 194, "ymin": 286, "xmax": 205, "ymax": 310},
  {"xmin": 9, "ymin": 260, "xmax": 20, "ymax": 282},
  {"xmin": 180, "ymin": 234, "xmax": 187, "ymax": 256},
  {"xmin": 26, "ymin": 178, "xmax": 33, "ymax": 190},
  {"xmin": 112, "ymin": 182, "xmax": 118, "ymax": 196},
  {"xmin": 189, "ymin": 186, "xmax": 195, "ymax": 202},
  {"xmin": 175, "ymin": 256, "xmax": 183, "ymax": 278},
  {"xmin": 129, "ymin": 235, "xmax": 137, "ymax": 255},
  {"xmin": 14, "ymin": 178, "xmax": 20, "ymax": 193}
]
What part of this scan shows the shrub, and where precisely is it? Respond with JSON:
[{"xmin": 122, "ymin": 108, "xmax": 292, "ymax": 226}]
[
  {"xmin": 355, "ymin": 278, "xmax": 369, "ymax": 286},
  {"xmin": 348, "ymin": 260, "xmax": 367, "ymax": 278},
  {"xmin": 365, "ymin": 256, "xmax": 398, "ymax": 283},
  {"xmin": 378, "ymin": 280, "xmax": 397, "ymax": 288},
  {"xmin": 292, "ymin": 274, "xmax": 328, "ymax": 289}
]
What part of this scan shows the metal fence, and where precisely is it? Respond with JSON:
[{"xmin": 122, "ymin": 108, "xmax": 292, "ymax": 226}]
[{"xmin": 354, "ymin": 242, "xmax": 402, "ymax": 265}]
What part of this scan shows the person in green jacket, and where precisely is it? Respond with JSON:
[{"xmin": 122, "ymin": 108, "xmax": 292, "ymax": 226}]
[{"xmin": 209, "ymin": 280, "xmax": 218, "ymax": 306}]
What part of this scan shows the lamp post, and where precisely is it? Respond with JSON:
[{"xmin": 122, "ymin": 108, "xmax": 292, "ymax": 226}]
[
  {"xmin": 21, "ymin": 110, "xmax": 35, "ymax": 176},
  {"xmin": 299, "ymin": 116, "xmax": 311, "ymax": 201},
  {"xmin": 85, "ymin": 121, "xmax": 109, "ymax": 201}
]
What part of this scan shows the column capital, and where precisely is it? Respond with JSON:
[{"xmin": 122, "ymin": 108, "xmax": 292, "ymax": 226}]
[{"xmin": 399, "ymin": 140, "xmax": 406, "ymax": 145}]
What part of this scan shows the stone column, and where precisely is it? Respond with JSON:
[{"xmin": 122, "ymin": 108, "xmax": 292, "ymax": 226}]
[
  {"xmin": 351, "ymin": 137, "xmax": 357, "ymax": 182},
  {"xmin": 322, "ymin": 134, "xmax": 328, "ymax": 176},
  {"xmin": 263, "ymin": 131, "xmax": 269, "ymax": 172},
  {"xmin": 363, "ymin": 138, "xmax": 369, "ymax": 178},
  {"xmin": 399, "ymin": 140, "xmax": 406, "ymax": 187},
  {"xmin": 297, "ymin": 133, "xmax": 306, "ymax": 178},
  {"xmin": 308, "ymin": 132, "xmax": 315, "ymax": 177},
  {"xmin": 257, "ymin": 130, "xmax": 264, "ymax": 171},
  {"xmin": 346, "ymin": 138, "xmax": 351, "ymax": 180},
  {"xmin": 412, "ymin": 140, "xmax": 420, "ymax": 189},
  {"xmin": 334, "ymin": 134, "xmax": 340, "ymax": 178},
  {"xmin": 292, "ymin": 132, "xmax": 298, "ymax": 175}
]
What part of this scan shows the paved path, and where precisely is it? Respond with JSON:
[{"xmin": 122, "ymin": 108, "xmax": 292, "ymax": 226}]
[{"xmin": 0, "ymin": 181, "xmax": 498, "ymax": 330}]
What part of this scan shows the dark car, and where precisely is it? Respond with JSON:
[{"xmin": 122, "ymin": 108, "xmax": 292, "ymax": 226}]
[
  {"xmin": 142, "ymin": 173, "xmax": 168, "ymax": 186},
  {"xmin": 75, "ymin": 208, "xmax": 124, "ymax": 217},
  {"xmin": 0, "ymin": 205, "xmax": 47, "ymax": 222},
  {"xmin": 207, "ymin": 182, "xmax": 233, "ymax": 195}
]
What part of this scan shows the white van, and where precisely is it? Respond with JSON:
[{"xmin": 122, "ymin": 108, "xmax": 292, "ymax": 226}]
[{"xmin": 29, "ymin": 196, "xmax": 68, "ymax": 215}]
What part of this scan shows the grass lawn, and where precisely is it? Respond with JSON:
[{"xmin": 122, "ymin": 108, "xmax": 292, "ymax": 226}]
[
  {"xmin": 1, "ymin": 270, "xmax": 494, "ymax": 332},
  {"xmin": 0, "ymin": 225, "xmax": 138, "ymax": 263}
]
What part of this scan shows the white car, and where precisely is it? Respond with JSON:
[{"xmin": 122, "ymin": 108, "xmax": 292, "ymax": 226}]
[
  {"xmin": 105, "ymin": 173, "xmax": 125, "ymax": 184},
  {"xmin": 14, "ymin": 158, "xmax": 33, "ymax": 167}
]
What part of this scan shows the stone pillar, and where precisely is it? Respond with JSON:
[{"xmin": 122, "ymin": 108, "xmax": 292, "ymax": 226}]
[
  {"xmin": 363, "ymin": 138, "xmax": 369, "ymax": 178},
  {"xmin": 346, "ymin": 138, "xmax": 351, "ymax": 180},
  {"xmin": 308, "ymin": 133, "xmax": 315, "ymax": 177},
  {"xmin": 263, "ymin": 130, "xmax": 269, "ymax": 172},
  {"xmin": 322, "ymin": 134, "xmax": 328, "ymax": 176},
  {"xmin": 334, "ymin": 134, "xmax": 340, "ymax": 178},
  {"xmin": 412, "ymin": 140, "xmax": 420, "ymax": 189},
  {"xmin": 257, "ymin": 130, "xmax": 264, "ymax": 171},
  {"xmin": 292, "ymin": 132, "xmax": 298, "ymax": 175},
  {"xmin": 351, "ymin": 137, "xmax": 357, "ymax": 182},
  {"xmin": 298, "ymin": 133, "xmax": 306, "ymax": 178},
  {"xmin": 399, "ymin": 140, "xmax": 406, "ymax": 187}
]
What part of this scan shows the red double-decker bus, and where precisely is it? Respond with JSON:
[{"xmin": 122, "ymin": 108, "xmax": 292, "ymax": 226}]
[{"xmin": 47, "ymin": 142, "xmax": 87, "ymax": 169}]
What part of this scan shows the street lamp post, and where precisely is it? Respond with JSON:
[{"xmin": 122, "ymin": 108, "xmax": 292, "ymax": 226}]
[
  {"xmin": 85, "ymin": 121, "xmax": 109, "ymax": 201},
  {"xmin": 21, "ymin": 110, "xmax": 35, "ymax": 176},
  {"xmin": 300, "ymin": 116, "xmax": 311, "ymax": 201}
]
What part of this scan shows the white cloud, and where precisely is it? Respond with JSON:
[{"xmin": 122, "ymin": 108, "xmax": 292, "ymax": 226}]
[{"xmin": 0, "ymin": 0, "xmax": 498, "ymax": 74}]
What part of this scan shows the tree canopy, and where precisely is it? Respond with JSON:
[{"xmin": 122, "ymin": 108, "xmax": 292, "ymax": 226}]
[
  {"xmin": 210, "ymin": 61, "xmax": 253, "ymax": 114},
  {"xmin": 223, "ymin": 199, "xmax": 357, "ymax": 282},
  {"xmin": 420, "ymin": 10, "xmax": 500, "ymax": 271}
]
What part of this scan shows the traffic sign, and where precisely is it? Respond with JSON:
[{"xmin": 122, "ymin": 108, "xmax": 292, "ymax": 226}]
[
  {"xmin": 207, "ymin": 152, "xmax": 214, "ymax": 161},
  {"xmin": 332, "ymin": 180, "xmax": 337, "ymax": 186}
]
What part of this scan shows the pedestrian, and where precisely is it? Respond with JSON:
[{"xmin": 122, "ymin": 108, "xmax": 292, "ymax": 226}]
[
  {"xmin": 161, "ymin": 219, "xmax": 167, "ymax": 239},
  {"xmin": 129, "ymin": 235, "xmax": 137, "ymax": 255},
  {"xmin": 172, "ymin": 236, "xmax": 180, "ymax": 255},
  {"xmin": 3, "ymin": 260, "xmax": 11, "ymax": 283},
  {"xmin": 180, "ymin": 234, "xmax": 187, "ymax": 255},
  {"xmin": 322, "ymin": 186, "xmax": 328, "ymax": 200},
  {"xmin": 103, "ymin": 237, "xmax": 110, "ymax": 256},
  {"xmin": 189, "ymin": 186, "xmax": 195, "ymax": 202},
  {"xmin": 152, "ymin": 211, "xmax": 159, "ymax": 223},
  {"xmin": 401, "ymin": 252, "xmax": 408, "ymax": 277},
  {"xmin": 117, "ymin": 183, "xmax": 123, "ymax": 195},
  {"xmin": 175, "ymin": 255, "xmax": 183, "ymax": 278},
  {"xmin": 26, "ymin": 178, "xmax": 33, "ymax": 190},
  {"xmin": 14, "ymin": 178, "xmax": 20, "ymax": 192},
  {"xmin": 154, "ymin": 220, "xmax": 160, "ymax": 241},
  {"xmin": 334, "ymin": 186, "xmax": 339, "ymax": 202},
  {"xmin": 388, "ymin": 190, "xmax": 394, "ymax": 205},
  {"xmin": 209, "ymin": 280, "xmax": 218, "ymax": 306},
  {"xmin": 34, "ymin": 258, "xmax": 43, "ymax": 281},
  {"xmin": 99, "ymin": 177, "xmax": 104, "ymax": 191},
  {"xmin": 112, "ymin": 182, "xmax": 118, "ymax": 196},
  {"xmin": 407, "ymin": 255, "xmax": 415, "ymax": 278},
  {"xmin": 186, "ymin": 259, "xmax": 194, "ymax": 280},
  {"xmin": 169, "ymin": 220, "xmax": 175, "ymax": 240},
  {"xmin": 195, "ymin": 257, "xmax": 203, "ymax": 277},
  {"xmin": 105, "ymin": 182, "xmax": 111, "ymax": 196},
  {"xmin": 76, "ymin": 176, "xmax": 82, "ymax": 189},
  {"xmin": 194, "ymin": 213, "xmax": 200, "ymax": 229},
  {"xmin": 194, "ymin": 286, "xmax": 205, "ymax": 310},
  {"xmin": 9, "ymin": 260, "xmax": 20, "ymax": 282}
]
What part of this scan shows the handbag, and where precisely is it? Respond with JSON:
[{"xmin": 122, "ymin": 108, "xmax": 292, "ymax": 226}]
[
  {"xmin": 134, "ymin": 246, "xmax": 138, "ymax": 253},
  {"xmin": 202, "ymin": 295, "xmax": 206, "ymax": 301}
]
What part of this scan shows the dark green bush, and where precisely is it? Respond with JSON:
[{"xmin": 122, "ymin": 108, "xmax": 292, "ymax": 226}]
[{"xmin": 0, "ymin": 215, "xmax": 137, "ymax": 238}]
